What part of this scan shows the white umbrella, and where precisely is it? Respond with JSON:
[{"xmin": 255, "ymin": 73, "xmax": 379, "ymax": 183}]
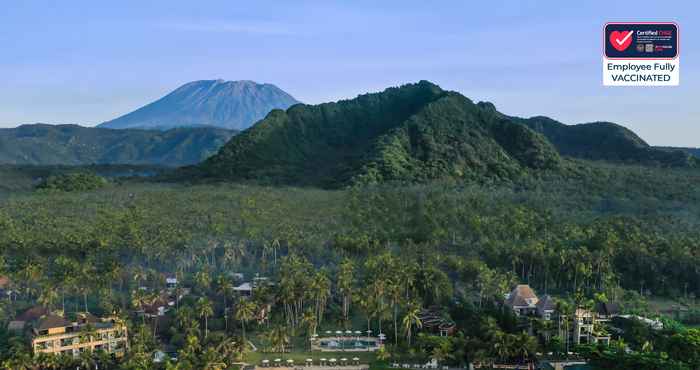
[
  {"xmin": 335, "ymin": 330, "xmax": 343, "ymax": 335},
  {"xmin": 354, "ymin": 331, "xmax": 362, "ymax": 334},
  {"xmin": 275, "ymin": 359, "xmax": 282, "ymax": 363},
  {"xmin": 330, "ymin": 358, "xmax": 337, "ymax": 362},
  {"xmin": 345, "ymin": 330, "xmax": 352, "ymax": 334},
  {"xmin": 326, "ymin": 330, "xmax": 332, "ymax": 334},
  {"xmin": 306, "ymin": 359, "xmax": 313, "ymax": 362},
  {"xmin": 287, "ymin": 359, "xmax": 294, "ymax": 364}
]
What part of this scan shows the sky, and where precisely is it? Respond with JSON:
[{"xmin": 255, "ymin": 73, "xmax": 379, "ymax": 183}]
[{"xmin": 0, "ymin": 0, "xmax": 697, "ymax": 146}]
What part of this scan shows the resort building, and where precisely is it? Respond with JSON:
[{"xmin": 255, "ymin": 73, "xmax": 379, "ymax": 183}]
[
  {"xmin": 536, "ymin": 295, "xmax": 557, "ymax": 320},
  {"xmin": 417, "ymin": 306, "xmax": 456, "ymax": 336},
  {"xmin": 595, "ymin": 302, "xmax": 620, "ymax": 322},
  {"xmin": 234, "ymin": 282, "xmax": 253, "ymax": 297},
  {"xmin": 31, "ymin": 313, "xmax": 128, "ymax": 357},
  {"xmin": 505, "ymin": 284, "xmax": 539, "ymax": 316},
  {"xmin": 572, "ymin": 308, "xmax": 610, "ymax": 346},
  {"xmin": 165, "ymin": 276, "xmax": 178, "ymax": 290}
]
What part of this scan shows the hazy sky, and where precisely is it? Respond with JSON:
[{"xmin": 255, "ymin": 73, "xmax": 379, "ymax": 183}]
[{"xmin": 0, "ymin": 1, "xmax": 696, "ymax": 146}]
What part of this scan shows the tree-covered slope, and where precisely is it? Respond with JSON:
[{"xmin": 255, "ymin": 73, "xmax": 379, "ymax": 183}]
[
  {"xmin": 0, "ymin": 124, "xmax": 235, "ymax": 166},
  {"xmin": 509, "ymin": 114, "xmax": 697, "ymax": 167},
  {"xmin": 197, "ymin": 81, "xmax": 561, "ymax": 187}
]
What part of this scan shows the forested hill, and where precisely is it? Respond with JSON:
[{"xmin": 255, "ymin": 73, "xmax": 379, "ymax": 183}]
[
  {"xmin": 196, "ymin": 81, "xmax": 562, "ymax": 188},
  {"xmin": 0, "ymin": 124, "xmax": 236, "ymax": 166},
  {"xmin": 505, "ymin": 112, "xmax": 697, "ymax": 167},
  {"xmin": 654, "ymin": 146, "xmax": 700, "ymax": 159}
]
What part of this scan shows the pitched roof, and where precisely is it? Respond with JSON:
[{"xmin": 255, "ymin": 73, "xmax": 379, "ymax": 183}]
[
  {"xmin": 234, "ymin": 282, "xmax": 252, "ymax": 291},
  {"xmin": 536, "ymin": 295, "xmax": 556, "ymax": 311},
  {"xmin": 0, "ymin": 276, "xmax": 9, "ymax": 288},
  {"xmin": 596, "ymin": 302, "xmax": 620, "ymax": 316},
  {"xmin": 77, "ymin": 312, "xmax": 100, "ymax": 324},
  {"xmin": 16, "ymin": 306, "xmax": 50, "ymax": 322},
  {"xmin": 506, "ymin": 284, "xmax": 538, "ymax": 307},
  {"xmin": 36, "ymin": 314, "xmax": 72, "ymax": 330}
]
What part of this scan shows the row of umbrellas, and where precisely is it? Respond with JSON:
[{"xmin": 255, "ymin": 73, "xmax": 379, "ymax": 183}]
[
  {"xmin": 325, "ymin": 330, "xmax": 366, "ymax": 335},
  {"xmin": 261, "ymin": 358, "xmax": 361, "ymax": 366}
]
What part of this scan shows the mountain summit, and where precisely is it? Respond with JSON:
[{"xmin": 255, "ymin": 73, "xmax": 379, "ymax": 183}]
[
  {"xmin": 195, "ymin": 81, "xmax": 561, "ymax": 188},
  {"xmin": 99, "ymin": 80, "xmax": 300, "ymax": 130}
]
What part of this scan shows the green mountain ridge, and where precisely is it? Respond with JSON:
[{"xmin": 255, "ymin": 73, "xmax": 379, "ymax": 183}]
[
  {"xmin": 0, "ymin": 124, "xmax": 236, "ymax": 166},
  {"xmin": 196, "ymin": 81, "xmax": 562, "ymax": 187},
  {"xmin": 511, "ymin": 115, "xmax": 697, "ymax": 167}
]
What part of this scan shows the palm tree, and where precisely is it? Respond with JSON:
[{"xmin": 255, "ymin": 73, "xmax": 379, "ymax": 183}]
[
  {"xmin": 195, "ymin": 270, "xmax": 212, "ymax": 293},
  {"xmin": 217, "ymin": 336, "xmax": 246, "ymax": 363},
  {"xmin": 301, "ymin": 310, "xmax": 318, "ymax": 350},
  {"xmin": 312, "ymin": 270, "xmax": 331, "ymax": 327},
  {"xmin": 196, "ymin": 297, "xmax": 214, "ymax": 338},
  {"xmin": 234, "ymin": 298, "xmax": 256, "ymax": 343},
  {"xmin": 37, "ymin": 287, "xmax": 59, "ymax": 311},
  {"xmin": 402, "ymin": 302, "xmax": 422, "ymax": 346},
  {"xmin": 388, "ymin": 281, "xmax": 402, "ymax": 345},
  {"xmin": 513, "ymin": 332, "xmax": 537, "ymax": 364},
  {"xmin": 216, "ymin": 275, "xmax": 234, "ymax": 331},
  {"xmin": 337, "ymin": 258, "xmax": 354, "ymax": 322},
  {"xmin": 222, "ymin": 240, "xmax": 246, "ymax": 269},
  {"xmin": 493, "ymin": 332, "xmax": 513, "ymax": 362},
  {"xmin": 200, "ymin": 347, "xmax": 227, "ymax": 370},
  {"xmin": 268, "ymin": 326, "xmax": 290, "ymax": 353}
]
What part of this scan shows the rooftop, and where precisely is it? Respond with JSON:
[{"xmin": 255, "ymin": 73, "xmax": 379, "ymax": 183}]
[
  {"xmin": 36, "ymin": 314, "xmax": 71, "ymax": 331},
  {"xmin": 537, "ymin": 295, "xmax": 556, "ymax": 311},
  {"xmin": 506, "ymin": 284, "xmax": 538, "ymax": 307}
]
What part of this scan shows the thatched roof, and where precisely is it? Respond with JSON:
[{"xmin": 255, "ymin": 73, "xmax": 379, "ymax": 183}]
[{"xmin": 506, "ymin": 284, "xmax": 538, "ymax": 307}]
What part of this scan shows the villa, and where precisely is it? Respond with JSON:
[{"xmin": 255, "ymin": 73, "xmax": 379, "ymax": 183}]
[
  {"xmin": 234, "ymin": 282, "xmax": 253, "ymax": 297},
  {"xmin": 505, "ymin": 284, "xmax": 539, "ymax": 316},
  {"xmin": 536, "ymin": 295, "xmax": 557, "ymax": 320},
  {"xmin": 572, "ymin": 308, "xmax": 610, "ymax": 345}
]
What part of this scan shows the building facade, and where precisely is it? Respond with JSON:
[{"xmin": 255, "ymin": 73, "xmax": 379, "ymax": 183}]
[{"xmin": 31, "ymin": 313, "xmax": 128, "ymax": 357}]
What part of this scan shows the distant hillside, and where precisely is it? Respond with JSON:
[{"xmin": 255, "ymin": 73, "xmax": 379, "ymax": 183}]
[
  {"xmin": 655, "ymin": 146, "xmax": 700, "ymax": 159},
  {"xmin": 100, "ymin": 80, "xmax": 300, "ymax": 130},
  {"xmin": 0, "ymin": 124, "xmax": 235, "ymax": 166},
  {"xmin": 506, "ymin": 114, "xmax": 697, "ymax": 167},
  {"xmin": 195, "ymin": 81, "xmax": 561, "ymax": 188}
]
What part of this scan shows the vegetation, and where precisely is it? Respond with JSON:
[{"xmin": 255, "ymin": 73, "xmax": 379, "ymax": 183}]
[
  {"xmin": 0, "ymin": 124, "xmax": 235, "ymax": 166},
  {"xmin": 36, "ymin": 172, "xmax": 109, "ymax": 192},
  {"xmin": 196, "ymin": 81, "xmax": 561, "ymax": 188},
  {"xmin": 513, "ymin": 115, "xmax": 698, "ymax": 167},
  {"xmin": 0, "ymin": 157, "xmax": 699, "ymax": 368},
  {"xmin": 2, "ymin": 82, "xmax": 700, "ymax": 369}
]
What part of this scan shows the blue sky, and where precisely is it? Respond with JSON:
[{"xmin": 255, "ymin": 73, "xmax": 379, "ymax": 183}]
[{"xmin": 0, "ymin": 0, "xmax": 696, "ymax": 146}]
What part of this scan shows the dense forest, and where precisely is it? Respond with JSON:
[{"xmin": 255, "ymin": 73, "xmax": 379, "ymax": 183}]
[
  {"xmin": 0, "ymin": 124, "xmax": 235, "ymax": 166},
  {"xmin": 196, "ymin": 81, "xmax": 561, "ymax": 188},
  {"xmin": 1, "ymin": 158, "xmax": 700, "ymax": 368}
]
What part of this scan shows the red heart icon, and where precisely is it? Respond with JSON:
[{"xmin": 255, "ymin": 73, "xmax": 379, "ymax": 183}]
[{"xmin": 609, "ymin": 30, "xmax": 633, "ymax": 51}]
